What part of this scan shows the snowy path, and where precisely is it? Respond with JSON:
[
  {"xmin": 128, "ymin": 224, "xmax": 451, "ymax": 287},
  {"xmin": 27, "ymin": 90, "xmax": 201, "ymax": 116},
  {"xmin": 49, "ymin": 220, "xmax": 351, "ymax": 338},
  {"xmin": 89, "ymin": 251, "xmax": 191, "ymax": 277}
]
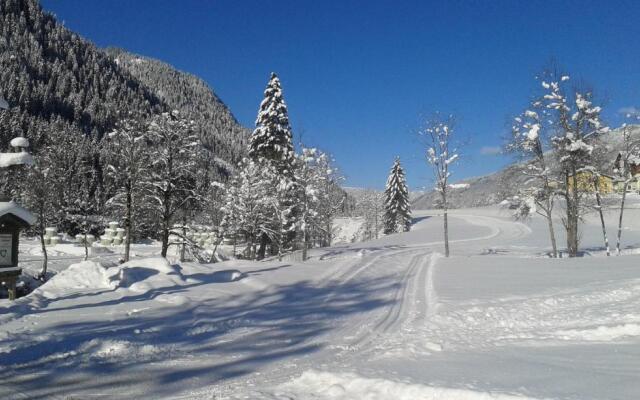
[{"xmin": 1, "ymin": 210, "xmax": 640, "ymax": 399}]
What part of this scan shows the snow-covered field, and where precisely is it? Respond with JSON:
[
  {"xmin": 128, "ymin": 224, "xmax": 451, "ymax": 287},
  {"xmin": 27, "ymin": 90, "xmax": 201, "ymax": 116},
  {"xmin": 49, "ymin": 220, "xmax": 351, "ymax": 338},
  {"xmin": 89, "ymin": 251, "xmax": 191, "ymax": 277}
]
[{"xmin": 1, "ymin": 207, "xmax": 640, "ymax": 399}]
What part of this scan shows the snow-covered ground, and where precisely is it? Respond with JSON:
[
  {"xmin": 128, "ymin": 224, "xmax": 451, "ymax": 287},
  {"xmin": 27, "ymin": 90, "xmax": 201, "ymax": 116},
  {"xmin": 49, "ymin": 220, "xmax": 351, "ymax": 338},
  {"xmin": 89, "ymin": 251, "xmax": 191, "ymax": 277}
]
[{"xmin": 1, "ymin": 207, "xmax": 640, "ymax": 399}]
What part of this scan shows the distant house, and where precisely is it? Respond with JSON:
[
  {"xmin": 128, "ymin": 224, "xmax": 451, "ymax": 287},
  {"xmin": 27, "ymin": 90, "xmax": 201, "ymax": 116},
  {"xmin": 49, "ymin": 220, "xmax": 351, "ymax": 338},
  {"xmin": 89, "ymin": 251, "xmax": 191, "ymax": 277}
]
[
  {"xmin": 613, "ymin": 151, "xmax": 640, "ymax": 193},
  {"xmin": 568, "ymin": 171, "xmax": 614, "ymax": 194}
]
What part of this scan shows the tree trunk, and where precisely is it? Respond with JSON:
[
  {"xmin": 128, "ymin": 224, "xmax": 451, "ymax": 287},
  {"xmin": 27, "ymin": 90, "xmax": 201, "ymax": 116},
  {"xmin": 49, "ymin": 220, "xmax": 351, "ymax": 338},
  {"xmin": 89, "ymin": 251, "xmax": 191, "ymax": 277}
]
[
  {"xmin": 124, "ymin": 188, "xmax": 132, "ymax": 262},
  {"xmin": 443, "ymin": 210, "xmax": 450, "ymax": 257},
  {"xmin": 83, "ymin": 228, "xmax": 89, "ymax": 261},
  {"xmin": 302, "ymin": 226, "xmax": 308, "ymax": 261},
  {"xmin": 160, "ymin": 222, "xmax": 170, "ymax": 258},
  {"xmin": 233, "ymin": 234, "xmax": 237, "ymax": 257},
  {"xmin": 257, "ymin": 232, "xmax": 268, "ymax": 260},
  {"xmin": 616, "ymin": 181, "xmax": 629, "ymax": 255},
  {"xmin": 593, "ymin": 179, "xmax": 610, "ymax": 256},
  {"xmin": 179, "ymin": 213, "xmax": 187, "ymax": 262},
  {"xmin": 545, "ymin": 211, "xmax": 558, "ymax": 258},
  {"xmin": 565, "ymin": 170, "xmax": 579, "ymax": 257},
  {"xmin": 38, "ymin": 227, "xmax": 47, "ymax": 281}
]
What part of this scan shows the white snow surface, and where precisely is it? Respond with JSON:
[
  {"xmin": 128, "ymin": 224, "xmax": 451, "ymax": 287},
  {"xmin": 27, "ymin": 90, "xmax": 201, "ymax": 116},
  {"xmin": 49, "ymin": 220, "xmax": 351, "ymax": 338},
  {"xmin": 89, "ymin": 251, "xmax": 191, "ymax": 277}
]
[
  {"xmin": 250, "ymin": 370, "xmax": 541, "ymax": 400},
  {"xmin": 2, "ymin": 207, "xmax": 640, "ymax": 399}
]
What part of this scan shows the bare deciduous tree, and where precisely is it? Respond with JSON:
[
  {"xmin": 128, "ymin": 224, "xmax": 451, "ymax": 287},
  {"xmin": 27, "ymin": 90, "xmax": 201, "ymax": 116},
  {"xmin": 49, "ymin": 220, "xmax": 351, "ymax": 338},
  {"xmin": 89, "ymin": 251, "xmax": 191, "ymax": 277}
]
[{"xmin": 421, "ymin": 114, "xmax": 459, "ymax": 257}]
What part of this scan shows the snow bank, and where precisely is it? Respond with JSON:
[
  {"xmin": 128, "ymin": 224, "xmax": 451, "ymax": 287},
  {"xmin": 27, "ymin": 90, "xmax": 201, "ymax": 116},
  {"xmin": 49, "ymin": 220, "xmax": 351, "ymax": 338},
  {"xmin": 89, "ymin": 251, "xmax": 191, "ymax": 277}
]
[
  {"xmin": 109, "ymin": 257, "xmax": 184, "ymax": 293},
  {"xmin": 33, "ymin": 261, "xmax": 114, "ymax": 298},
  {"xmin": 554, "ymin": 323, "xmax": 640, "ymax": 341},
  {"xmin": 259, "ymin": 370, "xmax": 541, "ymax": 400},
  {"xmin": 32, "ymin": 258, "xmax": 186, "ymax": 300}
]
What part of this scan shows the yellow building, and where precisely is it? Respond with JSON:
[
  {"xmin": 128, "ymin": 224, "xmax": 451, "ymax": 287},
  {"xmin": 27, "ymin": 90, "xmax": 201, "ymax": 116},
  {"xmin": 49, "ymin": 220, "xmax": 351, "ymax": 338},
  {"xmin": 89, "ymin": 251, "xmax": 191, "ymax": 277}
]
[{"xmin": 568, "ymin": 171, "xmax": 614, "ymax": 194}]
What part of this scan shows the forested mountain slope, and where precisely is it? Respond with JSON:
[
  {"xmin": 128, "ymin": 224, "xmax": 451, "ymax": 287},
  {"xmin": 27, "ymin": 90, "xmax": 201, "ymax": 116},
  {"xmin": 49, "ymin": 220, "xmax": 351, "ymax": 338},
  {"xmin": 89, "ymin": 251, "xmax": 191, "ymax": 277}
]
[
  {"xmin": 0, "ymin": 0, "xmax": 247, "ymax": 167},
  {"xmin": 105, "ymin": 48, "xmax": 249, "ymax": 164}
]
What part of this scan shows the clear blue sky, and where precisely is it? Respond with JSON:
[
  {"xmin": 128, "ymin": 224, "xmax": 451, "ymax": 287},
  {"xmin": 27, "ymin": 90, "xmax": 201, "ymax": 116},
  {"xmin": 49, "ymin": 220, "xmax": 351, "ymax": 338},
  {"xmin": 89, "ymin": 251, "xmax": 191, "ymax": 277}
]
[{"xmin": 42, "ymin": 0, "xmax": 640, "ymax": 190}]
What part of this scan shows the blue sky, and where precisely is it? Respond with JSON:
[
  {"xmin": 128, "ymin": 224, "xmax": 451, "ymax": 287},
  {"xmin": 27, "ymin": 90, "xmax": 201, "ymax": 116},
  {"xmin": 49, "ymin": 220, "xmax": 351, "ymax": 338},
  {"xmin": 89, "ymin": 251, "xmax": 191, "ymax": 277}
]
[{"xmin": 42, "ymin": 0, "xmax": 640, "ymax": 190}]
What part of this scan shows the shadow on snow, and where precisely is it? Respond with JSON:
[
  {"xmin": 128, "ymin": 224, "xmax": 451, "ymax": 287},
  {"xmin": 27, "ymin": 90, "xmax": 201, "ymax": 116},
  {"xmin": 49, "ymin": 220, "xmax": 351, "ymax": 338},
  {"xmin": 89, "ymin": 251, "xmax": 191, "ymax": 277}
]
[{"xmin": 0, "ymin": 262, "xmax": 399, "ymax": 398}]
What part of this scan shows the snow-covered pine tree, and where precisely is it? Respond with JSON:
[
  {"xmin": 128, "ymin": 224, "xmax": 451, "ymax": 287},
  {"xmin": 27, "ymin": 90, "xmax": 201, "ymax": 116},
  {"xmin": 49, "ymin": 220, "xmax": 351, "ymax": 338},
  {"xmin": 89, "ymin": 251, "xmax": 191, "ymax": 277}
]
[
  {"xmin": 248, "ymin": 73, "xmax": 298, "ymax": 259},
  {"xmin": 249, "ymin": 73, "xmax": 295, "ymax": 173},
  {"xmin": 383, "ymin": 157, "xmax": 411, "ymax": 234}
]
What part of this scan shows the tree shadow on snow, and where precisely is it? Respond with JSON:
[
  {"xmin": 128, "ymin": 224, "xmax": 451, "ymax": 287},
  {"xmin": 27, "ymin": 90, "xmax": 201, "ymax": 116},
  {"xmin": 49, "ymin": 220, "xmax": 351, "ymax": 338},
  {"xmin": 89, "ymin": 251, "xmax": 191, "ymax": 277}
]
[
  {"xmin": 411, "ymin": 215, "xmax": 431, "ymax": 224},
  {"xmin": 0, "ymin": 268, "xmax": 399, "ymax": 399}
]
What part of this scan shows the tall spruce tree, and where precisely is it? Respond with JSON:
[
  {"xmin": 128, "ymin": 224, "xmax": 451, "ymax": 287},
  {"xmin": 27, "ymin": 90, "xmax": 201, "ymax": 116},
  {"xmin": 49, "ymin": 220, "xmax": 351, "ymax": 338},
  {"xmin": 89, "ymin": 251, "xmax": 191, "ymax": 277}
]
[
  {"xmin": 383, "ymin": 157, "xmax": 411, "ymax": 234},
  {"xmin": 248, "ymin": 73, "xmax": 298, "ymax": 259},
  {"xmin": 249, "ymin": 73, "xmax": 295, "ymax": 173}
]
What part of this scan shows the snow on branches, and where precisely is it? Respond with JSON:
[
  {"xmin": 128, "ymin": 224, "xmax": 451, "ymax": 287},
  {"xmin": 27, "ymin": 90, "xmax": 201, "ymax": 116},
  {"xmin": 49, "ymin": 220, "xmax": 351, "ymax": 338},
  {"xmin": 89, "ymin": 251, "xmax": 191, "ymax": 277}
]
[{"xmin": 420, "ymin": 114, "xmax": 459, "ymax": 256}]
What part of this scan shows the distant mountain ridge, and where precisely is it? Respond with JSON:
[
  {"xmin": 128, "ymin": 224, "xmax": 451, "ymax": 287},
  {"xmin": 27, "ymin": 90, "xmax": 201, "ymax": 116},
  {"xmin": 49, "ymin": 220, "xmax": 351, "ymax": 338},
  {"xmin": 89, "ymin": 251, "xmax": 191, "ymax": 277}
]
[{"xmin": 412, "ymin": 125, "xmax": 640, "ymax": 209}]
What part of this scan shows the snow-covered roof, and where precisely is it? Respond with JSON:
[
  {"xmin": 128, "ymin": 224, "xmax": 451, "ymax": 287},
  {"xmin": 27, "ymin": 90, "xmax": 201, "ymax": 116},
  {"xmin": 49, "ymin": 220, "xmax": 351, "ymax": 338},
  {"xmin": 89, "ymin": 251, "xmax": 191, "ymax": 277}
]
[
  {"xmin": 10, "ymin": 137, "xmax": 29, "ymax": 148},
  {"xmin": 0, "ymin": 201, "xmax": 36, "ymax": 225},
  {"xmin": 0, "ymin": 152, "xmax": 33, "ymax": 168}
]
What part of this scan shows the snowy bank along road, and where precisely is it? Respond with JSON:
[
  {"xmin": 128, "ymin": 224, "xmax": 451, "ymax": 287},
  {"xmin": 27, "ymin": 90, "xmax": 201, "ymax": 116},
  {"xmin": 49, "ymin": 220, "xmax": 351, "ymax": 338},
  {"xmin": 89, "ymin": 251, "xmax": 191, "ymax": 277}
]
[{"xmin": 1, "ymin": 208, "xmax": 640, "ymax": 399}]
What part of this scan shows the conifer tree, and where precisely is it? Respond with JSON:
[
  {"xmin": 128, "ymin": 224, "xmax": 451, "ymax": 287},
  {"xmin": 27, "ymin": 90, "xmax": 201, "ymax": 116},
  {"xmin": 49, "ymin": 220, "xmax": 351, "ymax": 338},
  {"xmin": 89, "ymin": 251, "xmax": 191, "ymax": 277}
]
[
  {"xmin": 248, "ymin": 73, "xmax": 298, "ymax": 259},
  {"xmin": 383, "ymin": 157, "xmax": 411, "ymax": 234},
  {"xmin": 249, "ymin": 73, "xmax": 295, "ymax": 173}
]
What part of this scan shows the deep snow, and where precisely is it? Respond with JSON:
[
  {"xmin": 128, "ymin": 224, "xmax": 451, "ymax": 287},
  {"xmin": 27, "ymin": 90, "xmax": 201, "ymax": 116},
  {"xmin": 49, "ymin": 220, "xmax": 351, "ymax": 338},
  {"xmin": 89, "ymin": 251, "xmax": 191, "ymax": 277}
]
[{"xmin": 1, "ymin": 206, "xmax": 640, "ymax": 399}]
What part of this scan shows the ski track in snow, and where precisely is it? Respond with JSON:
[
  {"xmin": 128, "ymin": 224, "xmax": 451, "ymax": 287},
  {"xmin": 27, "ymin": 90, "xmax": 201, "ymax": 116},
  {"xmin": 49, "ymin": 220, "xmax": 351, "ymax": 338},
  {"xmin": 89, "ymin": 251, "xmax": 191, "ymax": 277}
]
[{"xmin": 210, "ymin": 213, "xmax": 529, "ymax": 398}]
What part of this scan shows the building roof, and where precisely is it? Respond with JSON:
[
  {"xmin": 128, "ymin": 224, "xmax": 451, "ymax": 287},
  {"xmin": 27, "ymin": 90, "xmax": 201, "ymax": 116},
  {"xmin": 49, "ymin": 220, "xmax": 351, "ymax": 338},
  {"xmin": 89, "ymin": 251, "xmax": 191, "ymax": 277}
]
[{"xmin": 0, "ymin": 201, "xmax": 36, "ymax": 226}]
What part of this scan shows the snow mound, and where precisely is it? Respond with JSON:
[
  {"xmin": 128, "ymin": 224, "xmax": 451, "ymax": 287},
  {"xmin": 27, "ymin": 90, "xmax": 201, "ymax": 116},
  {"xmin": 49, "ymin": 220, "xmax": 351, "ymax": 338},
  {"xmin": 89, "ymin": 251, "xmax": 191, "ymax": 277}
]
[
  {"xmin": 553, "ymin": 323, "xmax": 640, "ymax": 341},
  {"xmin": 210, "ymin": 269, "xmax": 244, "ymax": 283},
  {"xmin": 254, "ymin": 370, "xmax": 541, "ymax": 400},
  {"xmin": 108, "ymin": 257, "xmax": 184, "ymax": 293},
  {"xmin": 34, "ymin": 261, "xmax": 114, "ymax": 298}
]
